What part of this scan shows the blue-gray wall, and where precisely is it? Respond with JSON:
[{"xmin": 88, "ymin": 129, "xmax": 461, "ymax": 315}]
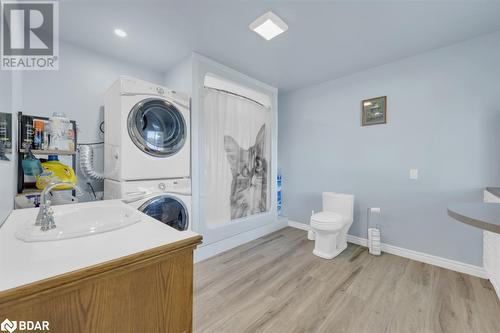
[
  {"xmin": 278, "ymin": 31, "xmax": 500, "ymax": 266},
  {"xmin": 164, "ymin": 55, "xmax": 193, "ymax": 96},
  {"xmin": 20, "ymin": 42, "xmax": 164, "ymax": 195}
]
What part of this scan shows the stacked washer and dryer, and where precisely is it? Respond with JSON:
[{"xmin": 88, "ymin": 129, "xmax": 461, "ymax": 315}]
[{"xmin": 103, "ymin": 77, "xmax": 192, "ymax": 231}]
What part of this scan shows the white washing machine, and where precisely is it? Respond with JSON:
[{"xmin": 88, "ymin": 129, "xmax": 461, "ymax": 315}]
[
  {"xmin": 104, "ymin": 76, "xmax": 190, "ymax": 181},
  {"xmin": 104, "ymin": 178, "xmax": 192, "ymax": 231}
]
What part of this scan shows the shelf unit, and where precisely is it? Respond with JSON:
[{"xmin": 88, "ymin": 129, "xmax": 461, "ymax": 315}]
[
  {"xmin": 18, "ymin": 149, "xmax": 76, "ymax": 155},
  {"xmin": 17, "ymin": 112, "xmax": 77, "ymax": 195}
]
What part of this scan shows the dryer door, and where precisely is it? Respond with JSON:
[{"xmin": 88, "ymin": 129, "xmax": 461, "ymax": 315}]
[
  {"xmin": 128, "ymin": 98, "xmax": 187, "ymax": 157},
  {"xmin": 138, "ymin": 195, "xmax": 189, "ymax": 231}
]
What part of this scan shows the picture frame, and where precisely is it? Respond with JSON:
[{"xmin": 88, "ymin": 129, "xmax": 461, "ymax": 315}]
[
  {"xmin": 0, "ymin": 112, "xmax": 12, "ymax": 161},
  {"xmin": 0, "ymin": 112, "xmax": 12, "ymax": 149},
  {"xmin": 361, "ymin": 96, "xmax": 387, "ymax": 126}
]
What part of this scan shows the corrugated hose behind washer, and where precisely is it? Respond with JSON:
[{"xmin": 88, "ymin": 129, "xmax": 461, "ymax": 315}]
[{"xmin": 79, "ymin": 144, "xmax": 104, "ymax": 181}]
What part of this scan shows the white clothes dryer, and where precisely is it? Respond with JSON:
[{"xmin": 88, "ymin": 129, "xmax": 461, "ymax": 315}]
[{"xmin": 104, "ymin": 76, "xmax": 190, "ymax": 181}]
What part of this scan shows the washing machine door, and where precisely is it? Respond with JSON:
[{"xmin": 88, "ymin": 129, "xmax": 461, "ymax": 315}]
[
  {"xmin": 127, "ymin": 98, "xmax": 187, "ymax": 157},
  {"xmin": 138, "ymin": 195, "xmax": 189, "ymax": 231}
]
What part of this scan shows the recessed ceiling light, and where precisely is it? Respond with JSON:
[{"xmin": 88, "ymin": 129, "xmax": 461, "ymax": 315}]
[
  {"xmin": 114, "ymin": 28, "xmax": 127, "ymax": 38},
  {"xmin": 249, "ymin": 11, "xmax": 288, "ymax": 41}
]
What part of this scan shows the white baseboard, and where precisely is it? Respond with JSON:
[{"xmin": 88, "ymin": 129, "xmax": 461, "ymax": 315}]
[
  {"xmin": 288, "ymin": 220, "xmax": 487, "ymax": 279},
  {"xmin": 194, "ymin": 217, "xmax": 288, "ymax": 263},
  {"xmin": 345, "ymin": 234, "xmax": 368, "ymax": 247},
  {"xmin": 287, "ymin": 220, "xmax": 310, "ymax": 231}
]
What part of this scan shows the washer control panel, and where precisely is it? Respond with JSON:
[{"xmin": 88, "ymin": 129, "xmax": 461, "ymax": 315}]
[
  {"xmin": 155, "ymin": 178, "xmax": 191, "ymax": 194},
  {"xmin": 120, "ymin": 178, "xmax": 191, "ymax": 197}
]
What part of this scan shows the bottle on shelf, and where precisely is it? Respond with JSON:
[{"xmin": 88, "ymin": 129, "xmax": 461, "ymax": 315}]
[
  {"xmin": 42, "ymin": 121, "xmax": 50, "ymax": 150},
  {"xmin": 48, "ymin": 113, "xmax": 73, "ymax": 151},
  {"xmin": 22, "ymin": 116, "xmax": 34, "ymax": 149},
  {"xmin": 33, "ymin": 119, "xmax": 45, "ymax": 150}
]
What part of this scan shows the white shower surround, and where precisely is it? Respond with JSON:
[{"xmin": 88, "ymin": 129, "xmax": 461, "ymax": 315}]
[{"xmin": 191, "ymin": 53, "xmax": 279, "ymax": 247}]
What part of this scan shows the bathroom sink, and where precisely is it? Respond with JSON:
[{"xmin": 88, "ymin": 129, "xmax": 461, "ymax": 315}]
[{"xmin": 15, "ymin": 202, "xmax": 143, "ymax": 242}]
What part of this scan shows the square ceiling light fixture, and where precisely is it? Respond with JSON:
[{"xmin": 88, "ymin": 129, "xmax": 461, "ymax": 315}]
[{"xmin": 249, "ymin": 11, "xmax": 288, "ymax": 41}]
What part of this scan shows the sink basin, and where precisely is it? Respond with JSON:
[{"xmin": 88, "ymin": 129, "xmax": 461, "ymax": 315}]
[{"xmin": 16, "ymin": 202, "xmax": 143, "ymax": 242}]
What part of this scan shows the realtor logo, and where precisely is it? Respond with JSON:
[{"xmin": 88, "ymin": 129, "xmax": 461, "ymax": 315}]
[
  {"xmin": 0, "ymin": 319, "xmax": 17, "ymax": 333},
  {"xmin": 1, "ymin": 0, "xmax": 59, "ymax": 70}
]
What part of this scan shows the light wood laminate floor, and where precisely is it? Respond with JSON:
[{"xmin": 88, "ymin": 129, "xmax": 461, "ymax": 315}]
[{"xmin": 194, "ymin": 227, "xmax": 500, "ymax": 333}]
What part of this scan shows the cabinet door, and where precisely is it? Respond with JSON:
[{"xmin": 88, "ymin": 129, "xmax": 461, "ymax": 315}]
[{"xmin": 484, "ymin": 230, "xmax": 492, "ymax": 272}]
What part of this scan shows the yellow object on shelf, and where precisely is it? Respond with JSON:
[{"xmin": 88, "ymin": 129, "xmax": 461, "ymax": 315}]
[{"xmin": 35, "ymin": 156, "xmax": 77, "ymax": 190}]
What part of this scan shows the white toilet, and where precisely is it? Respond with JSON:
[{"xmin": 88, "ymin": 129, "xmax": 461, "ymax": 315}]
[{"xmin": 310, "ymin": 192, "xmax": 354, "ymax": 259}]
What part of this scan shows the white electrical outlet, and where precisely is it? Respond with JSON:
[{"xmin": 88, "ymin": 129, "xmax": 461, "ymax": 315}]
[{"xmin": 410, "ymin": 169, "xmax": 418, "ymax": 180}]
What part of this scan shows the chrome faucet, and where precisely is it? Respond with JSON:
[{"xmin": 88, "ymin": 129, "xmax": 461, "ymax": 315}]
[{"xmin": 35, "ymin": 181, "xmax": 79, "ymax": 231}]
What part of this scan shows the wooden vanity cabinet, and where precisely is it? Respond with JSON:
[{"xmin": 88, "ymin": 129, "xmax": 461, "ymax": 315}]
[{"xmin": 0, "ymin": 236, "xmax": 202, "ymax": 333}]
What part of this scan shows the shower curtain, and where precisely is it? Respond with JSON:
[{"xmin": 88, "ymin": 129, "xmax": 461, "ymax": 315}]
[{"xmin": 202, "ymin": 88, "xmax": 271, "ymax": 226}]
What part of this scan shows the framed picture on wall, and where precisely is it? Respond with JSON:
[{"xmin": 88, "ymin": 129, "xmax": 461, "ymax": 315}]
[
  {"xmin": 361, "ymin": 96, "xmax": 387, "ymax": 126},
  {"xmin": 0, "ymin": 112, "xmax": 12, "ymax": 161}
]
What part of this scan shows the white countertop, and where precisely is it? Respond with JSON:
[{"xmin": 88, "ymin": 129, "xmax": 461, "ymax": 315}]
[
  {"xmin": 448, "ymin": 202, "xmax": 500, "ymax": 234},
  {"xmin": 0, "ymin": 200, "xmax": 199, "ymax": 292}
]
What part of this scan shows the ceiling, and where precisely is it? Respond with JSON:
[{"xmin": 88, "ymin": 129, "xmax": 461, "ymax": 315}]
[{"xmin": 60, "ymin": 0, "xmax": 500, "ymax": 91}]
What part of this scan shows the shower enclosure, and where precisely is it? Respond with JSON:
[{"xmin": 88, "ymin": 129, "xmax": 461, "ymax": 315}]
[{"xmin": 193, "ymin": 64, "xmax": 278, "ymax": 246}]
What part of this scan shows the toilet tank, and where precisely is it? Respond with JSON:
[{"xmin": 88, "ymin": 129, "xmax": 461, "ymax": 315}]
[{"xmin": 322, "ymin": 192, "xmax": 354, "ymax": 222}]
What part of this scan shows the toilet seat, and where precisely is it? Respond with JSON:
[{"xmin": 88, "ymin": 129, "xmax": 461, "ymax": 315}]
[{"xmin": 310, "ymin": 212, "xmax": 346, "ymax": 231}]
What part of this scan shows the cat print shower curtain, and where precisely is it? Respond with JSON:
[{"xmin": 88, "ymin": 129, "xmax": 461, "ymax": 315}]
[{"xmin": 202, "ymin": 88, "xmax": 271, "ymax": 225}]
